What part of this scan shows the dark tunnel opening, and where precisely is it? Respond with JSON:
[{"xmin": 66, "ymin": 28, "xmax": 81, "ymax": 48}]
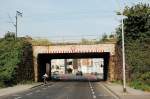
[{"xmin": 37, "ymin": 52, "xmax": 110, "ymax": 82}]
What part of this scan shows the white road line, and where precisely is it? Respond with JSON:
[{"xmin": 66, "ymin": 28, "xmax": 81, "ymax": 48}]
[
  {"xmin": 89, "ymin": 81, "xmax": 97, "ymax": 99},
  {"xmin": 89, "ymin": 81, "xmax": 92, "ymax": 87},
  {"xmin": 14, "ymin": 96, "xmax": 22, "ymax": 99}
]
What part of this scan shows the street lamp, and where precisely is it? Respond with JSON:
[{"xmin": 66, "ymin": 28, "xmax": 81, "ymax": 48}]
[
  {"xmin": 116, "ymin": 0, "xmax": 127, "ymax": 93},
  {"xmin": 117, "ymin": 10, "xmax": 127, "ymax": 92},
  {"xmin": 121, "ymin": 12, "xmax": 127, "ymax": 93},
  {"xmin": 15, "ymin": 11, "xmax": 23, "ymax": 39}
]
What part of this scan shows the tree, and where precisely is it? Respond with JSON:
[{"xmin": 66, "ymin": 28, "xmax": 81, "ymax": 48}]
[
  {"xmin": 117, "ymin": 3, "xmax": 150, "ymax": 42},
  {"xmin": 116, "ymin": 3, "xmax": 150, "ymax": 91},
  {"xmin": 109, "ymin": 34, "xmax": 115, "ymax": 38},
  {"xmin": 4, "ymin": 32, "xmax": 15, "ymax": 40},
  {"xmin": 101, "ymin": 33, "xmax": 108, "ymax": 41}
]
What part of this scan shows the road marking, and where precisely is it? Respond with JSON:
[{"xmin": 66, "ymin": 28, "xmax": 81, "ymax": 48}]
[
  {"xmin": 89, "ymin": 81, "xmax": 97, "ymax": 99},
  {"xmin": 89, "ymin": 81, "xmax": 92, "ymax": 86},
  {"xmin": 14, "ymin": 96, "xmax": 22, "ymax": 99}
]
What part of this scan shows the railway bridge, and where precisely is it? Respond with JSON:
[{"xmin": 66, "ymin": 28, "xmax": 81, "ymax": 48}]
[{"xmin": 32, "ymin": 43, "xmax": 117, "ymax": 82}]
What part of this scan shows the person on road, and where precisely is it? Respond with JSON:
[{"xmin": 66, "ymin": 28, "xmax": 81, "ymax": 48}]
[{"xmin": 43, "ymin": 73, "xmax": 48, "ymax": 84}]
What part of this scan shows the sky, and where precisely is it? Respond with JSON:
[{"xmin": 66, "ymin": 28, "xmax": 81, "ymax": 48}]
[{"xmin": 0, "ymin": 0, "xmax": 149, "ymax": 41}]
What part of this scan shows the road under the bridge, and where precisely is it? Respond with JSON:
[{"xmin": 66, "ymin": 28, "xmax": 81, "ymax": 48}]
[
  {"xmin": 37, "ymin": 52, "xmax": 110, "ymax": 82},
  {"xmin": 0, "ymin": 82, "xmax": 117, "ymax": 99}
]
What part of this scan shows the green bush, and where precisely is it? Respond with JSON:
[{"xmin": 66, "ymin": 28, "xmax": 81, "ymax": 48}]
[
  {"xmin": 129, "ymin": 80, "xmax": 150, "ymax": 92},
  {"xmin": 116, "ymin": 3, "xmax": 150, "ymax": 91},
  {"xmin": 0, "ymin": 34, "xmax": 25, "ymax": 87},
  {"xmin": 139, "ymin": 72, "xmax": 150, "ymax": 85},
  {"xmin": 0, "ymin": 81, "xmax": 5, "ymax": 88}
]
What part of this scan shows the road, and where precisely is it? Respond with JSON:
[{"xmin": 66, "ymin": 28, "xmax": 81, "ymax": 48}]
[{"xmin": 1, "ymin": 82, "xmax": 117, "ymax": 99}]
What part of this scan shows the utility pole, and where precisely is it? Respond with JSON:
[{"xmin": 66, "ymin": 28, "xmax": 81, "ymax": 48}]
[
  {"xmin": 15, "ymin": 13, "xmax": 17, "ymax": 38},
  {"xmin": 15, "ymin": 11, "xmax": 22, "ymax": 39}
]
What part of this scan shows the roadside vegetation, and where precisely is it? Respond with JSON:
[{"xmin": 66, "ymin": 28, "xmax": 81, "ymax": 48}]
[
  {"xmin": 79, "ymin": 34, "xmax": 116, "ymax": 45},
  {"xmin": 116, "ymin": 3, "xmax": 150, "ymax": 91},
  {"xmin": 0, "ymin": 32, "xmax": 33, "ymax": 88},
  {"xmin": 31, "ymin": 38, "xmax": 52, "ymax": 45}
]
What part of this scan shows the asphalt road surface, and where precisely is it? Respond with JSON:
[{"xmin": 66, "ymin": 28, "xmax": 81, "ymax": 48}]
[{"xmin": 1, "ymin": 82, "xmax": 117, "ymax": 99}]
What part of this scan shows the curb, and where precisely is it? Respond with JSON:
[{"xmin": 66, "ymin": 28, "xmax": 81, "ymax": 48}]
[
  {"xmin": 30, "ymin": 82, "xmax": 54, "ymax": 89},
  {"xmin": 0, "ymin": 84, "xmax": 43, "ymax": 97},
  {"xmin": 30, "ymin": 83, "xmax": 43, "ymax": 89},
  {"xmin": 102, "ymin": 83, "xmax": 121, "ymax": 99},
  {"xmin": 0, "ymin": 82, "xmax": 54, "ymax": 97}
]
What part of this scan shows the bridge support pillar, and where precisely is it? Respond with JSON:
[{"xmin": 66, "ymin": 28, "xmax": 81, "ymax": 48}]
[
  {"xmin": 33, "ymin": 57, "xmax": 38, "ymax": 82},
  {"xmin": 108, "ymin": 55, "xmax": 115, "ymax": 81},
  {"xmin": 64, "ymin": 59, "xmax": 67, "ymax": 74},
  {"xmin": 46, "ymin": 63, "xmax": 51, "ymax": 78}
]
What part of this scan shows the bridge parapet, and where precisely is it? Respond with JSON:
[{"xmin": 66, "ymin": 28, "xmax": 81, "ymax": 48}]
[{"xmin": 33, "ymin": 44, "xmax": 115, "ymax": 58}]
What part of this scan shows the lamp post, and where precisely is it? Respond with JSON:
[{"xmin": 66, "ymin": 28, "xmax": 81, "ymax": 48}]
[
  {"xmin": 15, "ymin": 11, "xmax": 22, "ymax": 39},
  {"xmin": 116, "ymin": 0, "xmax": 127, "ymax": 93},
  {"xmin": 121, "ymin": 12, "xmax": 127, "ymax": 93}
]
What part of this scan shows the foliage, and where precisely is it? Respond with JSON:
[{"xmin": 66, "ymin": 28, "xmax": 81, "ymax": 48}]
[
  {"xmin": 101, "ymin": 33, "xmax": 117, "ymax": 43},
  {"xmin": 0, "ymin": 34, "xmax": 28, "ymax": 87},
  {"xmin": 101, "ymin": 34, "xmax": 108, "ymax": 41},
  {"xmin": 31, "ymin": 39, "xmax": 51, "ymax": 45},
  {"xmin": 117, "ymin": 3, "xmax": 150, "ymax": 42},
  {"xmin": 116, "ymin": 3, "xmax": 150, "ymax": 91},
  {"xmin": 129, "ymin": 79, "xmax": 150, "ymax": 91},
  {"xmin": 80, "ymin": 38, "xmax": 96, "ymax": 44},
  {"xmin": 4, "ymin": 32, "xmax": 16, "ymax": 40},
  {"xmin": 80, "ymin": 34, "xmax": 116, "ymax": 44}
]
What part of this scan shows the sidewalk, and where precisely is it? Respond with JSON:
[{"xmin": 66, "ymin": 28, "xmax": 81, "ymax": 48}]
[
  {"xmin": 0, "ymin": 82, "xmax": 42, "ymax": 96},
  {"xmin": 103, "ymin": 82, "xmax": 150, "ymax": 99}
]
